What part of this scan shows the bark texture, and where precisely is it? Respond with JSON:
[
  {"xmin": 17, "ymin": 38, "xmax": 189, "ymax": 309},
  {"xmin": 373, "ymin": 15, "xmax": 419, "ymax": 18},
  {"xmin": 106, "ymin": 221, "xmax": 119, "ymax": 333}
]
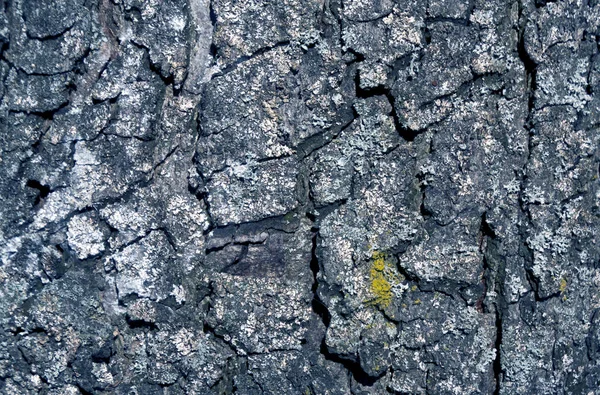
[{"xmin": 1, "ymin": 0, "xmax": 600, "ymax": 393}]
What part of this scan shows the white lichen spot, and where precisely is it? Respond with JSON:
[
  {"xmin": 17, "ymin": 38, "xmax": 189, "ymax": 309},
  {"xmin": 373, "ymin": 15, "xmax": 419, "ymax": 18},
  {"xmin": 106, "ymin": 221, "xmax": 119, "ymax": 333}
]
[
  {"xmin": 67, "ymin": 213, "xmax": 106, "ymax": 259},
  {"xmin": 170, "ymin": 284, "xmax": 186, "ymax": 304}
]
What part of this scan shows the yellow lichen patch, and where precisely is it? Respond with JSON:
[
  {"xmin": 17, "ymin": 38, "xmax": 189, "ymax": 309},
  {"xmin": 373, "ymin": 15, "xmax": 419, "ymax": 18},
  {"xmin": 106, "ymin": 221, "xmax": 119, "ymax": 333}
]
[
  {"xmin": 559, "ymin": 277, "xmax": 567, "ymax": 294},
  {"xmin": 372, "ymin": 251, "xmax": 386, "ymax": 271},
  {"xmin": 365, "ymin": 251, "xmax": 405, "ymax": 309},
  {"xmin": 559, "ymin": 277, "xmax": 568, "ymax": 302}
]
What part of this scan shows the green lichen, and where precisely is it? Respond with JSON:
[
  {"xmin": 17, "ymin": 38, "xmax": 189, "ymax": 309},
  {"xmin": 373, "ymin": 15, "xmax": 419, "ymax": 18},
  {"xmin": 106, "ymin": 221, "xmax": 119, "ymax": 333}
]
[{"xmin": 365, "ymin": 251, "xmax": 405, "ymax": 309}]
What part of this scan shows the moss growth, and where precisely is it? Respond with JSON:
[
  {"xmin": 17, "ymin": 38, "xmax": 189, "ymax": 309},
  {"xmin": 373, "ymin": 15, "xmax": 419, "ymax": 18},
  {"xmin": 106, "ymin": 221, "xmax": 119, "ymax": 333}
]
[{"xmin": 365, "ymin": 251, "xmax": 405, "ymax": 309}]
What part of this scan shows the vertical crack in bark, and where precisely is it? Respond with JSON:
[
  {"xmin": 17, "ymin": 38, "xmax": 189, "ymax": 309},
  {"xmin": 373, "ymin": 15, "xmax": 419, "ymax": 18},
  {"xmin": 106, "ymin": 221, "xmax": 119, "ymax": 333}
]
[
  {"xmin": 516, "ymin": 0, "xmax": 539, "ymax": 300},
  {"xmin": 479, "ymin": 212, "xmax": 504, "ymax": 394}
]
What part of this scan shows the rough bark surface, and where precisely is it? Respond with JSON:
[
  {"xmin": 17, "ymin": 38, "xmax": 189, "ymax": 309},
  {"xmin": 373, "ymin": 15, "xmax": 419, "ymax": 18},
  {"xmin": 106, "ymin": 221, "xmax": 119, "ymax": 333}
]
[{"xmin": 1, "ymin": 0, "xmax": 599, "ymax": 393}]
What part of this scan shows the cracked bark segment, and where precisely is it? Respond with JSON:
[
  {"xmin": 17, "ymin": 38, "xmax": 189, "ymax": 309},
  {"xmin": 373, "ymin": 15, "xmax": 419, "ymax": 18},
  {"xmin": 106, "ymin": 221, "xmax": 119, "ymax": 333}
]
[
  {"xmin": 419, "ymin": 80, "xmax": 529, "ymax": 226},
  {"xmin": 391, "ymin": 0, "xmax": 524, "ymax": 131},
  {"xmin": 22, "ymin": 0, "xmax": 87, "ymax": 39},
  {"xmin": 468, "ymin": 0, "xmax": 521, "ymax": 76},
  {"xmin": 392, "ymin": 22, "xmax": 477, "ymax": 128},
  {"xmin": 197, "ymin": 43, "xmax": 353, "ymax": 177},
  {"xmin": 308, "ymin": 96, "xmax": 400, "ymax": 207},
  {"xmin": 141, "ymin": 326, "xmax": 234, "ymax": 388},
  {"xmin": 99, "ymin": 189, "xmax": 161, "ymax": 248},
  {"xmin": 522, "ymin": 0, "xmax": 599, "ymax": 66},
  {"xmin": 108, "ymin": 230, "xmax": 179, "ymax": 302},
  {"xmin": 502, "ymin": 286, "xmax": 600, "ymax": 393},
  {"xmin": 238, "ymin": 351, "xmax": 351, "ymax": 395},
  {"xmin": 524, "ymin": 106, "xmax": 596, "ymax": 207},
  {"xmin": 100, "ymin": 175, "xmax": 210, "ymax": 252},
  {"xmin": 91, "ymin": 43, "xmax": 165, "ymax": 140},
  {"xmin": 31, "ymin": 136, "xmax": 156, "ymax": 230},
  {"xmin": 211, "ymin": 0, "xmax": 323, "ymax": 65},
  {"xmin": 125, "ymin": 0, "xmax": 191, "ymax": 85},
  {"xmin": 206, "ymin": 274, "xmax": 313, "ymax": 354},
  {"xmin": 386, "ymin": 289, "xmax": 498, "ymax": 393},
  {"xmin": 534, "ymin": 43, "xmax": 594, "ymax": 110},
  {"xmin": 7, "ymin": 269, "xmax": 113, "ymax": 391},
  {"xmin": 0, "ymin": 113, "xmax": 50, "ymax": 236},
  {"xmin": 308, "ymin": 137, "xmax": 354, "ymax": 207},
  {"xmin": 399, "ymin": 219, "xmax": 485, "ymax": 285},
  {"xmin": 0, "ymin": 234, "xmax": 62, "ymax": 328},
  {"xmin": 520, "ymin": 105, "xmax": 599, "ymax": 299},
  {"xmin": 342, "ymin": 0, "xmax": 395, "ymax": 21},
  {"xmin": 215, "ymin": 221, "xmax": 314, "ymax": 282},
  {"xmin": 44, "ymin": 102, "xmax": 112, "ymax": 144},
  {"xmin": 428, "ymin": 0, "xmax": 472, "ymax": 19},
  {"xmin": 3, "ymin": 70, "xmax": 72, "ymax": 112},
  {"xmin": 205, "ymin": 157, "xmax": 299, "ymax": 226},
  {"xmin": 5, "ymin": 0, "xmax": 94, "ymax": 76},
  {"xmin": 342, "ymin": 2, "xmax": 425, "ymax": 63},
  {"xmin": 498, "ymin": 0, "xmax": 600, "ymax": 392},
  {"xmin": 179, "ymin": 332, "xmax": 234, "ymax": 393}
]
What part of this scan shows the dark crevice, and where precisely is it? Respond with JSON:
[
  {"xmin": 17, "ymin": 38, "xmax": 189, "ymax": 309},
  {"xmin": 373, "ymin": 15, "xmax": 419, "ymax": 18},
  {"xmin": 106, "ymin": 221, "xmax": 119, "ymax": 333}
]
[
  {"xmin": 422, "ymin": 25, "xmax": 432, "ymax": 45},
  {"xmin": 131, "ymin": 41, "xmax": 179, "ymax": 95},
  {"xmin": 190, "ymin": 188, "xmax": 215, "ymax": 235},
  {"xmin": 297, "ymin": 110, "xmax": 356, "ymax": 159},
  {"xmin": 188, "ymin": 155, "xmax": 215, "ymax": 234},
  {"xmin": 26, "ymin": 179, "xmax": 51, "ymax": 207},
  {"xmin": 417, "ymin": 169, "xmax": 432, "ymax": 220},
  {"xmin": 479, "ymin": 212, "xmax": 497, "ymax": 246},
  {"xmin": 207, "ymin": 0, "xmax": 219, "ymax": 65},
  {"xmin": 157, "ymin": 227, "xmax": 178, "ymax": 252},
  {"xmin": 517, "ymin": 9, "xmax": 537, "ymax": 115},
  {"xmin": 125, "ymin": 315, "xmax": 158, "ymax": 331},
  {"xmin": 477, "ymin": 210, "xmax": 505, "ymax": 394},
  {"xmin": 202, "ymin": 320, "xmax": 238, "ymax": 355},
  {"xmin": 534, "ymin": 0, "xmax": 557, "ymax": 7},
  {"xmin": 309, "ymin": 230, "xmax": 320, "ymax": 296},
  {"xmin": 344, "ymin": 48, "xmax": 365, "ymax": 65},
  {"xmin": 204, "ymin": 210, "xmax": 301, "ymax": 238},
  {"xmin": 209, "ymin": 0, "xmax": 218, "ymax": 29},
  {"xmin": 490, "ymin": 237, "xmax": 507, "ymax": 395},
  {"xmin": 10, "ymin": 100, "xmax": 71, "ymax": 121},
  {"xmin": 354, "ymin": 70, "xmax": 422, "ymax": 141},
  {"xmin": 493, "ymin": 306, "xmax": 503, "ymax": 395},
  {"xmin": 216, "ymin": 40, "xmax": 291, "ymax": 76},
  {"xmin": 309, "ymin": 230, "xmax": 331, "ymax": 329},
  {"xmin": 219, "ymin": 244, "xmax": 249, "ymax": 273},
  {"xmin": 395, "ymin": 260, "xmax": 421, "ymax": 285},
  {"xmin": 24, "ymin": 24, "xmax": 75, "ymax": 42},
  {"xmin": 91, "ymin": 342, "xmax": 113, "ymax": 364},
  {"xmin": 424, "ymin": 17, "xmax": 470, "ymax": 26},
  {"xmin": 320, "ymin": 339, "xmax": 384, "ymax": 386},
  {"xmin": 75, "ymin": 384, "xmax": 94, "ymax": 395},
  {"xmin": 311, "ymin": 198, "xmax": 348, "ymax": 221},
  {"xmin": 386, "ymin": 92, "xmax": 421, "ymax": 142},
  {"xmin": 477, "ymin": 214, "xmax": 495, "ymax": 314}
]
